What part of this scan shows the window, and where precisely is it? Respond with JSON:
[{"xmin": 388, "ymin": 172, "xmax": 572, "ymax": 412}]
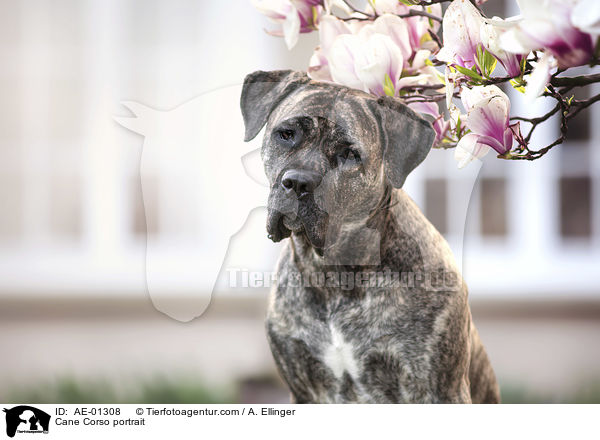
[
  {"xmin": 424, "ymin": 178, "xmax": 448, "ymax": 235},
  {"xmin": 558, "ymin": 76, "xmax": 593, "ymax": 241},
  {"xmin": 480, "ymin": 178, "xmax": 508, "ymax": 237},
  {"xmin": 560, "ymin": 176, "xmax": 592, "ymax": 238},
  {"xmin": 565, "ymin": 87, "xmax": 591, "ymax": 142}
]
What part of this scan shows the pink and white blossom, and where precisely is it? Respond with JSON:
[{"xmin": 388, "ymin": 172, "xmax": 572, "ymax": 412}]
[
  {"xmin": 311, "ymin": 14, "xmax": 413, "ymax": 94},
  {"xmin": 252, "ymin": 0, "xmax": 323, "ymax": 49},
  {"xmin": 480, "ymin": 18, "xmax": 524, "ymax": 77},
  {"xmin": 329, "ymin": 30, "xmax": 404, "ymax": 96},
  {"xmin": 455, "ymin": 85, "xmax": 515, "ymax": 168},
  {"xmin": 408, "ymin": 101, "xmax": 450, "ymax": 146},
  {"xmin": 372, "ymin": 1, "xmax": 442, "ymax": 52},
  {"xmin": 369, "ymin": 14, "xmax": 412, "ymax": 63},
  {"xmin": 436, "ymin": 0, "xmax": 484, "ymax": 69},
  {"xmin": 308, "ymin": 15, "xmax": 351, "ymax": 81},
  {"xmin": 499, "ymin": 0, "xmax": 594, "ymax": 68}
]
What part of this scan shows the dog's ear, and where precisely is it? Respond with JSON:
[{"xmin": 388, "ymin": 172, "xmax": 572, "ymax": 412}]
[
  {"xmin": 370, "ymin": 96, "xmax": 435, "ymax": 188},
  {"xmin": 241, "ymin": 70, "xmax": 310, "ymax": 142}
]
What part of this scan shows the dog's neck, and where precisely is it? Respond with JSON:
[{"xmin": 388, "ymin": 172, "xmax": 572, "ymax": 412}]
[{"xmin": 290, "ymin": 184, "xmax": 395, "ymax": 272}]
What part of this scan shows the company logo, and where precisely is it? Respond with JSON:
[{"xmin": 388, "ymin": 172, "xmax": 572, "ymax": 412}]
[{"xmin": 3, "ymin": 406, "xmax": 50, "ymax": 438}]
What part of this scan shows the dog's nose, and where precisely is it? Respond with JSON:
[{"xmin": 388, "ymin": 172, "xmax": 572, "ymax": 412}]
[{"xmin": 281, "ymin": 169, "xmax": 321, "ymax": 197}]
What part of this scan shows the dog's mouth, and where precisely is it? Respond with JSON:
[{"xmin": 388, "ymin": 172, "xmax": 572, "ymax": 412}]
[
  {"xmin": 266, "ymin": 210, "xmax": 291, "ymax": 242},
  {"xmin": 282, "ymin": 215, "xmax": 304, "ymax": 233},
  {"xmin": 267, "ymin": 199, "xmax": 329, "ymax": 254}
]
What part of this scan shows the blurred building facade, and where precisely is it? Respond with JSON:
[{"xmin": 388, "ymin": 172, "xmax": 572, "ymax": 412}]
[{"xmin": 0, "ymin": 0, "xmax": 598, "ymax": 298}]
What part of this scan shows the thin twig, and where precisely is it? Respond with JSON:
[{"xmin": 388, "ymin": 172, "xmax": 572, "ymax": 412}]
[
  {"xmin": 428, "ymin": 28, "xmax": 442, "ymax": 49},
  {"xmin": 401, "ymin": 84, "xmax": 445, "ymax": 91},
  {"xmin": 397, "ymin": 9, "xmax": 442, "ymax": 23},
  {"xmin": 341, "ymin": 0, "xmax": 374, "ymax": 18},
  {"xmin": 567, "ymin": 92, "xmax": 600, "ymax": 119}
]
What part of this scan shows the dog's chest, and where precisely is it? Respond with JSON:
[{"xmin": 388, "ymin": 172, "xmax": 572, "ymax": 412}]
[
  {"xmin": 266, "ymin": 318, "xmax": 368, "ymax": 403},
  {"xmin": 321, "ymin": 324, "xmax": 361, "ymax": 381},
  {"xmin": 266, "ymin": 292, "xmax": 435, "ymax": 403}
]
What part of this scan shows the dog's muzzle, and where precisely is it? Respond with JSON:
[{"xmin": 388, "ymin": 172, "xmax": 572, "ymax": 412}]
[{"xmin": 267, "ymin": 169, "xmax": 329, "ymax": 252}]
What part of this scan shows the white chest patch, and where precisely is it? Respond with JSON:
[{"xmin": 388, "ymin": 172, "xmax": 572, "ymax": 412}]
[{"xmin": 323, "ymin": 325, "xmax": 360, "ymax": 380}]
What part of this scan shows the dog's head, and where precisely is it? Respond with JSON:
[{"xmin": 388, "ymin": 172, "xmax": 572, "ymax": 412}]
[{"xmin": 241, "ymin": 70, "xmax": 435, "ymax": 254}]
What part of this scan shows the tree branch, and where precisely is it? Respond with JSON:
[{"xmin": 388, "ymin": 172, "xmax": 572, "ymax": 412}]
[
  {"xmin": 412, "ymin": 0, "xmax": 451, "ymax": 4},
  {"xmin": 550, "ymin": 73, "xmax": 600, "ymax": 88}
]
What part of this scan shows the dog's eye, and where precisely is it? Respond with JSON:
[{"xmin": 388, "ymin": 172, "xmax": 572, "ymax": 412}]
[
  {"xmin": 278, "ymin": 129, "xmax": 295, "ymax": 141},
  {"xmin": 337, "ymin": 147, "xmax": 361, "ymax": 166}
]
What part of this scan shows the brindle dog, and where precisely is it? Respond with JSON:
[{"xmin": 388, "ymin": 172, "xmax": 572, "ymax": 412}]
[{"xmin": 240, "ymin": 70, "xmax": 499, "ymax": 403}]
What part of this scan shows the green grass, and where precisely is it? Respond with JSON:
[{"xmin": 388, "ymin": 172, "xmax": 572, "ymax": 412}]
[
  {"xmin": 4, "ymin": 375, "xmax": 235, "ymax": 404},
  {"xmin": 4, "ymin": 375, "xmax": 600, "ymax": 404},
  {"xmin": 500, "ymin": 382, "xmax": 600, "ymax": 404}
]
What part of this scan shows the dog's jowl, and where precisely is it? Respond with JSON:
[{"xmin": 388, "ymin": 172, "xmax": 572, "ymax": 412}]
[{"xmin": 241, "ymin": 70, "xmax": 500, "ymax": 403}]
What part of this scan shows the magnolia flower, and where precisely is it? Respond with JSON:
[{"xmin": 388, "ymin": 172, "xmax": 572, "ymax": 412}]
[
  {"xmin": 308, "ymin": 10, "xmax": 439, "ymax": 88},
  {"xmin": 408, "ymin": 101, "xmax": 449, "ymax": 146},
  {"xmin": 252, "ymin": 0, "xmax": 323, "ymax": 49},
  {"xmin": 455, "ymin": 85, "xmax": 514, "ymax": 168},
  {"xmin": 397, "ymin": 65, "xmax": 444, "ymax": 90},
  {"xmin": 372, "ymin": 0, "xmax": 442, "ymax": 52},
  {"xmin": 369, "ymin": 14, "xmax": 412, "ymax": 64},
  {"xmin": 437, "ymin": 0, "xmax": 484, "ymax": 69},
  {"xmin": 499, "ymin": 0, "xmax": 594, "ymax": 68},
  {"xmin": 480, "ymin": 18, "xmax": 523, "ymax": 77},
  {"xmin": 308, "ymin": 15, "xmax": 351, "ymax": 81},
  {"xmin": 329, "ymin": 30, "xmax": 404, "ymax": 96},
  {"xmin": 311, "ymin": 14, "xmax": 410, "ymax": 94}
]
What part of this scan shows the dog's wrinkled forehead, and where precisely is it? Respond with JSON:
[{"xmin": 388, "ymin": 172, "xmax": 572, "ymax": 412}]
[
  {"xmin": 241, "ymin": 70, "xmax": 435, "ymax": 188},
  {"xmin": 267, "ymin": 86, "xmax": 379, "ymax": 142}
]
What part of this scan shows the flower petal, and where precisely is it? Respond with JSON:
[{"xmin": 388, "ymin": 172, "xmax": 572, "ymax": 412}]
[
  {"xmin": 572, "ymin": 0, "xmax": 600, "ymax": 36},
  {"xmin": 319, "ymin": 15, "xmax": 350, "ymax": 52},
  {"xmin": 252, "ymin": 0, "xmax": 290, "ymax": 20},
  {"xmin": 372, "ymin": 14, "xmax": 412, "ymax": 62},
  {"xmin": 445, "ymin": 67, "xmax": 457, "ymax": 108},
  {"xmin": 408, "ymin": 101, "xmax": 449, "ymax": 145},
  {"xmin": 354, "ymin": 34, "xmax": 404, "ymax": 96},
  {"xmin": 308, "ymin": 47, "xmax": 332, "ymax": 81},
  {"xmin": 499, "ymin": 0, "xmax": 593, "ymax": 67},
  {"xmin": 499, "ymin": 25, "xmax": 539, "ymax": 53},
  {"xmin": 455, "ymin": 133, "xmax": 491, "ymax": 168},
  {"xmin": 481, "ymin": 18, "xmax": 523, "ymax": 77},
  {"xmin": 282, "ymin": 5, "xmax": 301, "ymax": 49},
  {"xmin": 440, "ymin": 0, "xmax": 485, "ymax": 68},
  {"xmin": 524, "ymin": 52, "xmax": 554, "ymax": 102},
  {"xmin": 466, "ymin": 94, "xmax": 509, "ymax": 140},
  {"xmin": 460, "ymin": 84, "xmax": 507, "ymax": 112},
  {"xmin": 329, "ymin": 34, "xmax": 365, "ymax": 91}
]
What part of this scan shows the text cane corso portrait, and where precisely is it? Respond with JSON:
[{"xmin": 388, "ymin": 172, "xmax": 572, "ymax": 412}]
[{"xmin": 240, "ymin": 70, "xmax": 499, "ymax": 403}]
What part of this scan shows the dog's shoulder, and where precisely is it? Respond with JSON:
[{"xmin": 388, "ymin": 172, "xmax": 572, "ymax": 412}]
[{"xmin": 388, "ymin": 188, "xmax": 460, "ymax": 274}]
